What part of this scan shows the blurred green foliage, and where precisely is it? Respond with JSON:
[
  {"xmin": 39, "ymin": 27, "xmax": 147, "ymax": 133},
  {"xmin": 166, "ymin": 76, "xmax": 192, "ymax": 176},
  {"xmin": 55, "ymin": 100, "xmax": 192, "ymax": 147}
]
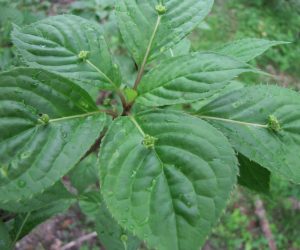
[
  {"xmin": 0, "ymin": 0, "xmax": 50, "ymax": 70},
  {"xmin": 190, "ymin": 0, "xmax": 300, "ymax": 88}
]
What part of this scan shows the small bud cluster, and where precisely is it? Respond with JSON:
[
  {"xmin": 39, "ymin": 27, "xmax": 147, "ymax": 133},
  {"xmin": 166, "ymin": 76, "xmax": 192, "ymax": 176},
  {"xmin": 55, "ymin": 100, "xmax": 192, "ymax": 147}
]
[
  {"xmin": 38, "ymin": 114, "xmax": 50, "ymax": 125},
  {"xmin": 78, "ymin": 50, "xmax": 90, "ymax": 61},
  {"xmin": 268, "ymin": 115, "xmax": 281, "ymax": 132},
  {"xmin": 143, "ymin": 134, "xmax": 158, "ymax": 149},
  {"xmin": 155, "ymin": 4, "xmax": 167, "ymax": 15}
]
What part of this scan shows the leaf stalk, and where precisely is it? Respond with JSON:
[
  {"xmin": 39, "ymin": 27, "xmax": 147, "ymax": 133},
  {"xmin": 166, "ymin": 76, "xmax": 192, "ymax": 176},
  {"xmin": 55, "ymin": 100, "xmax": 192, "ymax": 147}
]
[{"xmin": 133, "ymin": 15, "xmax": 162, "ymax": 90}]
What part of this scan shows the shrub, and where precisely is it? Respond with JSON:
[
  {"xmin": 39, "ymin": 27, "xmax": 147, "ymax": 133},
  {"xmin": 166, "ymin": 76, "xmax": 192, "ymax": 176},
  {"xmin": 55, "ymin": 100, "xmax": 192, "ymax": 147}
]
[{"xmin": 0, "ymin": 1, "xmax": 300, "ymax": 250}]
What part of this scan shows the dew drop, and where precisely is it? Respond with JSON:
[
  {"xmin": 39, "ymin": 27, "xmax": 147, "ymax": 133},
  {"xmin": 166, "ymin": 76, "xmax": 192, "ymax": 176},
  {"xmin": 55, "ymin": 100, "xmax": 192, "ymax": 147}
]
[
  {"xmin": 131, "ymin": 170, "xmax": 137, "ymax": 178},
  {"xmin": 18, "ymin": 180, "xmax": 26, "ymax": 188},
  {"xmin": 160, "ymin": 46, "xmax": 166, "ymax": 53},
  {"xmin": 79, "ymin": 100, "xmax": 89, "ymax": 109},
  {"xmin": 21, "ymin": 151, "xmax": 31, "ymax": 159}
]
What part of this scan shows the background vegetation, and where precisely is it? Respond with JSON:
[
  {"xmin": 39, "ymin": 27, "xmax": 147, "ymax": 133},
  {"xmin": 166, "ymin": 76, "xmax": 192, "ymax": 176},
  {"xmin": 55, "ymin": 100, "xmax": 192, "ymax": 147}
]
[{"xmin": 0, "ymin": 0, "xmax": 299, "ymax": 249}]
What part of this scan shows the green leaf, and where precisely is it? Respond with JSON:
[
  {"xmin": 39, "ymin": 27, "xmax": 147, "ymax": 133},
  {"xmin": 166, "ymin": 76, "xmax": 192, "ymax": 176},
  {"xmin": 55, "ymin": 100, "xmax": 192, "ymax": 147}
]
[
  {"xmin": 124, "ymin": 88, "xmax": 138, "ymax": 103},
  {"xmin": 215, "ymin": 38, "xmax": 289, "ymax": 62},
  {"xmin": 0, "ymin": 7, "xmax": 23, "ymax": 25},
  {"xmin": 136, "ymin": 52, "xmax": 255, "ymax": 107},
  {"xmin": 115, "ymin": 0, "xmax": 214, "ymax": 65},
  {"xmin": 161, "ymin": 38, "xmax": 191, "ymax": 59},
  {"xmin": 0, "ymin": 68, "xmax": 108, "ymax": 207},
  {"xmin": 0, "ymin": 220, "xmax": 12, "ymax": 250},
  {"xmin": 197, "ymin": 85, "xmax": 300, "ymax": 184},
  {"xmin": 10, "ymin": 200, "xmax": 72, "ymax": 241},
  {"xmin": 69, "ymin": 153, "xmax": 99, "ymax": 194},
  {"xmin": 79, "ymin": 192, "xmax": 141, "ymax": 250},
  {"xmin": 190, "ymin": 80, "xmax": 244, "ymax": 111},
  {"xmin": 0, "ymin": 180, "xmax": 74, "ymax": 213},
  {"xmin": 238, "ymin": 154, "xmax": 270, "ymax": 194},
  {"xmin": 167, "ymin": 38, "xmax": 191, "ymax": 57},
  {"xmin": 12, "ymin": 15, "xmax": 121, "ymax": 96},
  {"xmin": 99, "ymin": 110, "xmax": 237, "ymax": 250}
]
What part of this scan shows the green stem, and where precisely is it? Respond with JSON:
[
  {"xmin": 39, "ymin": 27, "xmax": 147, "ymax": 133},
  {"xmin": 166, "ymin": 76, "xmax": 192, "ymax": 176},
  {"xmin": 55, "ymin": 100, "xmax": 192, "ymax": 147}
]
[
  {"xmin": 13, "ymin": 212, "xmax": 31, "ymax": 245},
  {"xmin": 86, "ymin": 59, "xmax": 128, "ymax": 111},
  {"xmin": 133, "ymin": 15, "xmax": 162, "ymax": 90},
  {"xmin": 123, "ymin": 241, "xmax": 128, "ymax": 250},
  {"xmin": 129, "ymin": 116, "xmax": 145, "ymax": 136},
  {"xmin": 169, "ymin": 48, "xmax": 174, "ymax": 57},
  {"xmin": 49, "ymin": 110, "xmax": 115, "ymax": 123},
  {"xmin": 86, "ymin": 59, "xmax": 115, "ymax": 87},
  {"xmin": 198, "ymin": 115, "xmax": 268, "ymax": 128}
]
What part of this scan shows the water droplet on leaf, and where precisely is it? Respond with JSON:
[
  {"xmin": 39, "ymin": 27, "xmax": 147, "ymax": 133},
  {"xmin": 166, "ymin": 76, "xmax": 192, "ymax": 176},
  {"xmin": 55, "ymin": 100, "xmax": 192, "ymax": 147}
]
[
  {"xmin": 18, "ymin": 180, "xmax": 26, "ymax": 188},
  {"xmin": 21, "ymin": 151, "xmax": 31, "ymax": 159}
]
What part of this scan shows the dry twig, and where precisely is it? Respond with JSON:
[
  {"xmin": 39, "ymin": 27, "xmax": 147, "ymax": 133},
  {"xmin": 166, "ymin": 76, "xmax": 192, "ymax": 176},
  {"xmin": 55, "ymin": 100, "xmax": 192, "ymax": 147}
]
[
  {"xmin": 255, "ymin": 198, "xmax": 277, "ymax": 250},
  {"xmin": 61, "ymin": 232, "xmax": 97, "ymax": 250}
]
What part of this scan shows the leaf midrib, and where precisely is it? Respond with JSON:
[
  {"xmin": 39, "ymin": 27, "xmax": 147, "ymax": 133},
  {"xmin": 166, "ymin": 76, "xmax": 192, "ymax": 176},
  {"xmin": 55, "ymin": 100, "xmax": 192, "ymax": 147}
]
[
  {"xmin": 14, "ymin": 24, "xmax": 117, "ymax": 88},
  {"xmin": 197, "ymin": 115, "xmax": 268, "ymax": 129},
  {"xmin": 138, "ymin": 67, "xmax": 252, "ymax": 96},
  {"xmin": 129, "ymin": 116, "xmax": 181, "ymax": 250}
]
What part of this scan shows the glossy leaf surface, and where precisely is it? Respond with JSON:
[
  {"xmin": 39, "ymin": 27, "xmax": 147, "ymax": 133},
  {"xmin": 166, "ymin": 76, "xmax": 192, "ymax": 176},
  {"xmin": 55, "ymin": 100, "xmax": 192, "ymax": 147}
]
[
  {"xmin": 215, "ymin": 38, "xmax": 288, "ymax": 62},
  {"xmin": 238, "ymin": 154, "xmax": 270, "ymax": 194},
  {"xmin": 100, "ymin": 110, "xmax": 237, "ymax": 250},
  {"xmin": 0, "ymin": 68, "xmax": 107, "ymax": 206},
  {"xmin": 12, "ymin": 15, "xmax": 120, "ymax": 95},
  {"xmin": 136, "ymin": 52, "xmax": 254, "ymax": 107},
  {"xmin": 197, "ymin": 85, "xmax": 300, "ymax": 183},
  {"xmin": 79, "ymin": 192, "xmax": 140, "ymax": 250},
  {"xmin": 116, "ymin": 0, "xmax": 214, "ymax": 65}
]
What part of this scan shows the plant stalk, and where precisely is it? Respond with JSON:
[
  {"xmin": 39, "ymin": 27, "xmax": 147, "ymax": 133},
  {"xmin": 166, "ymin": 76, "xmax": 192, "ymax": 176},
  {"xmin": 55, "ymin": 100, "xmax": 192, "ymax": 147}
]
[{"xmin": 133, "ymin": 15, "xmax": 162, "ymax": 90}]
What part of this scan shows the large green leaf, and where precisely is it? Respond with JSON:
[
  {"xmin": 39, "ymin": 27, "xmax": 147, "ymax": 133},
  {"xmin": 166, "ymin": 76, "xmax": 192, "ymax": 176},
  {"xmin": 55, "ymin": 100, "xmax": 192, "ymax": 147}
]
[
  {"xmin": 69, "ymin": 153, "xmax": 99, "ymax": 194},
  {"xmin": 9, "ymin": 200, "xmax": 72, "ymax": 241},
  {"xmin": 99, "ymin": 110, "xmax": 237, "ymax": 250},
  {"xmin": 215, "ymin": 38, "xmax": 288, "ymax": 62},
  {"xmin": 197, "ymin": 85, "xmax": 300, "ymax": 184},
  {"xmin": 238, "ymin": 154, "xmax": 270, "ymax": 194},
  {"xmin": 12, "ymin": 15, "xmax": 121, "ymax": 96},
  {"xmin": 136, "ymin": 52, "xmax": 255, "ymax": 107},
  {"xmin": 115, "ymin": 0, "xmax": 214, "ymax": 65},
  {"xmin": 0, "ymin": 68, "xmax": 108, "ymax": 206},
  {"xmin": 0, "ymin": 180, "xmax": 74, "ymax": 213},
  {"xmin": 190, "ymin": 80, "xmax": 244, "ymax": 111},
  {"xmin": 0, "ymin": 220, "xmax": 11, "ymax": 250},
  {"xmin": 79, "ymin": 192, "xmax": 141, "ymax": 250}
]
